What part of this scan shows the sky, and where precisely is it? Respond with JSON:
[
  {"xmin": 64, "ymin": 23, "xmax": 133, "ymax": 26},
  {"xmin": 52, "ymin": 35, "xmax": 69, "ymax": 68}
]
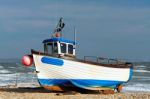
[{"xmin": 0, "ymin": 0, "xmax": 150, "ymax": 61}]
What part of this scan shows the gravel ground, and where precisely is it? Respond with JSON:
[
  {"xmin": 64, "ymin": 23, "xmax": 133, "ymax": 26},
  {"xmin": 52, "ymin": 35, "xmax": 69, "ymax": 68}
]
[{"xmin": 0, "ymin": 88, "xmax": 150, "ymax": 99}]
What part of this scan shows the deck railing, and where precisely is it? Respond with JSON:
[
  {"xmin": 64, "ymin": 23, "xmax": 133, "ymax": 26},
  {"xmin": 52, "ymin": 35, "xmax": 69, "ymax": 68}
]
[{"xmin": 84, "ymin": 56, "xmax": 125, "ymax": 65}]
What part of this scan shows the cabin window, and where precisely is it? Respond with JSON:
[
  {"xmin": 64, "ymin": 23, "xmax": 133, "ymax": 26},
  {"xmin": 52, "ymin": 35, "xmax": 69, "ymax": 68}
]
[
  {"xmin": 53, "ymin": 42, "xmax": 58, "ymax": 53},
  {"xmin": 44, "ymin": 42, "xmax": 58, "ymax": 54},
  {"xmin": 60, "ymin": 43, "xmax": 66, "ymax": 53},
  {"xmin": 68, "ymin": 44, "xmax": 73, "ymax": 54},
  {"xmin": 44, "ymin": 44, "xmax": 47, "ymax": 52},
  {"xmin": 46, "ymin": 43, "xmax": 53, "ymax": 54}
]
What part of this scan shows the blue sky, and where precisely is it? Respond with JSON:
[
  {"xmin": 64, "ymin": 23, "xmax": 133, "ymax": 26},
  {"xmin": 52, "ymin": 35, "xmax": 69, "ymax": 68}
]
[{"xmin": 0, "ymin": 0, "xmax": 150, "ymax": 61}]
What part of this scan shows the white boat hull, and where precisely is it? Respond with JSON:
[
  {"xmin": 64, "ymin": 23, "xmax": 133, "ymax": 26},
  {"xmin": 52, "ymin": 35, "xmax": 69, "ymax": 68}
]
[{"xmin": 33, "ymin": 54, "xmax": 133, "ymax": 90}]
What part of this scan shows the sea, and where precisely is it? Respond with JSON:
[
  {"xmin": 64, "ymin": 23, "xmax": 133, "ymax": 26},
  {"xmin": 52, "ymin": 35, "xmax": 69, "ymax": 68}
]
[{"xmin": 0, "ymin": 59, "xmax": 150, "ymax": 92}]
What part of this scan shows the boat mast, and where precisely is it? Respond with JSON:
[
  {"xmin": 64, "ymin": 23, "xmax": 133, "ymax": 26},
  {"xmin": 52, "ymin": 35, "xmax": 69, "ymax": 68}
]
[{"xmin": 54, "ymin": 17, "xmax": 65, "ymax": 37}]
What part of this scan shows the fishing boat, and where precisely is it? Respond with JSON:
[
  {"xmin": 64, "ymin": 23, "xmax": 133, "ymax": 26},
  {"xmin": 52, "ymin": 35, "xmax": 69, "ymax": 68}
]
[{"xmin": 22, "ymin": 18, "xmax": 133, "ymax": 92}]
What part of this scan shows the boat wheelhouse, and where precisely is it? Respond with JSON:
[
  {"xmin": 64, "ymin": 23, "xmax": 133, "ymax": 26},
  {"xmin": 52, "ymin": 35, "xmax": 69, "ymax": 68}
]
[{"xmin": 43, "ymin": 37, "xmax": 76, "ymax": 57}]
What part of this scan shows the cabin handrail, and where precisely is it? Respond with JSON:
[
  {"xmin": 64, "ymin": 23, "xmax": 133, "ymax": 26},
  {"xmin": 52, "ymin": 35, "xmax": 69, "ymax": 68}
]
[{"xmin": 84, "ymin": 56, "xmax": 125, "ymax": 65}]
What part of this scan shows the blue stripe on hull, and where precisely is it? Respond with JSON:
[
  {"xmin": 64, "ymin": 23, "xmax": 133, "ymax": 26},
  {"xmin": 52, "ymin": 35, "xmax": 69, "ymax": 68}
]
[
  {"xmin": 38, "ymin": 79, "xmax": 69, "ymax": 86},
  {"xmin": 38, "ymin": 79, "xmax": 124, "ymax": 89},
  {"xmin": 41, "ymin": 57, "xmax": 64, "ymax": 66},
  {"xmin": 71, "ymin": 79, "xmax": 123, "ymax": 87},
  {"xmin": 128, "ymin": 67, "xmax": 133, "ymax": 81}
]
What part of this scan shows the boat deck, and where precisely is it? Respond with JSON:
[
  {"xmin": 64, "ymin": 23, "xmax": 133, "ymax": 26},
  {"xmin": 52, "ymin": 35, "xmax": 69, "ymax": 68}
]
[{"xmin": 31, "ymin": 49, "xmax": 133, "ymax": 68}]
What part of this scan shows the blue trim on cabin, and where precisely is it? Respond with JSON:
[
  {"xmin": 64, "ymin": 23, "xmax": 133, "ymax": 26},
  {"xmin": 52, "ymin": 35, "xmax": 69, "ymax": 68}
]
[
  {"xmin": 38, "ymin": 79, "xmax": 125, "ymax": 89},
  {"xmin": 41, "ymin": 57, "xmax": 64, "ymax": 66},
  {"xmin": 43, "ymin": 37, "xmax": 77, "ymax": 45}
]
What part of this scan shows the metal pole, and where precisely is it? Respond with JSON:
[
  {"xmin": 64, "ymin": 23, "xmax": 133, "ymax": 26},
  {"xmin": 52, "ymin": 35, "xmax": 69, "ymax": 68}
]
[{"xmin": 74, "ymin": 27, "xmax": 76, "ymax": 48}]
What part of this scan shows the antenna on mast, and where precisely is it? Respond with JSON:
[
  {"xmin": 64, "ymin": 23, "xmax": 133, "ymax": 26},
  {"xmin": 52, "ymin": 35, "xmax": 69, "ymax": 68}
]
[{"xmin": 74, "ymin": 27, "xmax": 77, "ymax": 48}]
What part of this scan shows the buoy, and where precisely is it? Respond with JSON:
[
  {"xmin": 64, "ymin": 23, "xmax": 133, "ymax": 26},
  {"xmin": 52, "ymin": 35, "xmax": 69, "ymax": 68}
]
[
  {"xmin": 55, "ymin": 32, "xmax": 61, "ymax": 37},
  {"xmin": 21, "ymin": 55, "xmax": 33, "ymax": 67}
]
